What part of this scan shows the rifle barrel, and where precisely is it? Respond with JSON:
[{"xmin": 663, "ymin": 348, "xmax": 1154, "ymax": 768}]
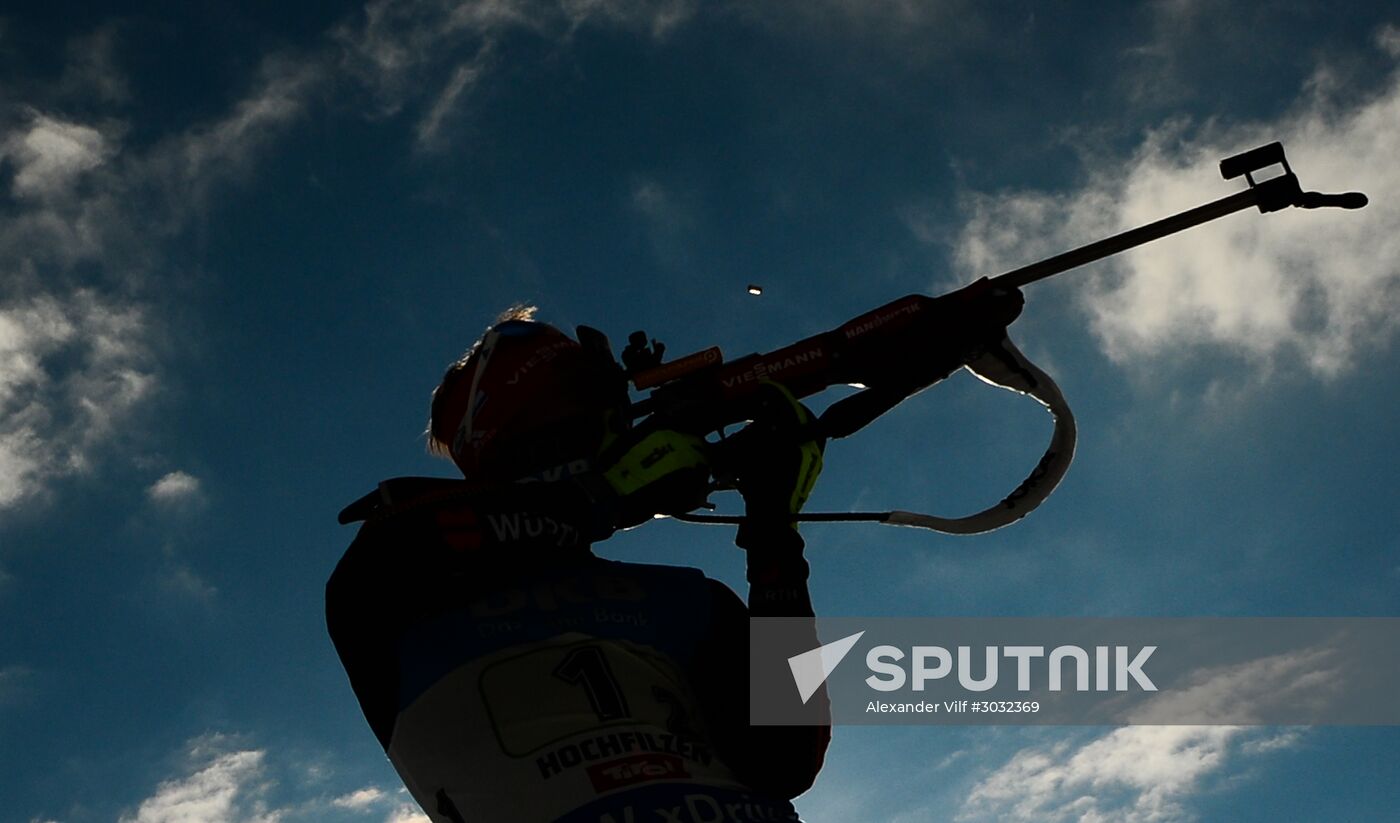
[{"xmin": 991, "ymin": 187, "xmax": 1260, "ymax": 290}]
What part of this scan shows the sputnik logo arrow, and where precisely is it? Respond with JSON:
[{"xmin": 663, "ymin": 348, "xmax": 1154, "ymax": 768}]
[{"xmin": 787, "ymin": 631, "xmax": 865, "ymax": 704}]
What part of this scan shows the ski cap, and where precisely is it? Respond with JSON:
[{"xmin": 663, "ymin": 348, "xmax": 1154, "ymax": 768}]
[{"xmin": 430, "ymin": 319, "xmax": 625, "ymax": 480}]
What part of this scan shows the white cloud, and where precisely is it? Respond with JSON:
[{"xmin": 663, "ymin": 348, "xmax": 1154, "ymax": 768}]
[
  {"xmin": 384, "ymin": 805, "xmax": 430, "ymax": 823},
  {"xmin": 0, "ymin": 2, "xmax": 717, "ymax": 521},
  {"xmin": 956, "ymin": 648, "xmax": 1324, "ymax": 823},
  {"xmin": 334, "ymin": 0, "xmax": 532, "ymax": 108},
  {"xmin": 0, "ymin": 0, "xmax": 724, "ymax": 521},
  {"xmin": 740, "ymin": 0, "xmax": 966, "ymax": 28},
  {"xmin": 335, "ymin": 0, "xmax": 697, "ymax": 144},
  {"xmin": 332, "ymin": 787, "xmax": 389, "ymax": 810},
  {"xmin": 120, "ymin": 740, "xmax": 280, "ymax": 823},
  {"xmin": 160, "ymin": 565, "xmax": 219, "ymax": 601},
  {"xmin": 147, "ymin": 471, "xmax": 203, "ymax": 506},
  {"xmin": 629, "ymin": 175, "xmax": 696, "ymax": 232},
  {"xmin": 1123, "ymin": 645, "xmax": 1340, "ymax": 725},
  {"xmin": 1119, "ymin": 0, "xmax": 1231, "ymax": 106},
  {"xmin": 59, "ymin": 26, "xmax": 131, "ymax": 103},
  {"xmin": 953, "ymin": 32, "xmax": 1400, "ymax": 379},
  {"xmin": 730, "ymin": 0, "xmax": 986, "ymax": 62},
  {"xmin": 1, "ymin": 114, "xmax": 113, "ymax": 199},
  {"xmin": 41, "ymin": 736, "xmax": 409, "ymax": 822},
  {"xmin": 1380, "ymin": 24, "xmax": 1400, "ymax": 58},
  {"xmin": 960, "ymin": 726, "xmax": 1243, "ymax": 823},
  {"xmin": 0, "ymin": 50, "xmax": 319, "ymax": 518},
  {"xmin": 0, "ymin": 292, "xmax": 153, "ymax": 509},
  {"xmin": 152, "ymin": 57, "xmax": 321, "ymax": 204},
  {"xmin": 577, "ymin": 0, "xmax": 697, "ymax": 39},
  {"xmin": 630, "ymin": 177, "xmax": 671, "ymax": 217},
  {"xmin": 416, "ymin": 46, "xmax": 495, "ymax": 149},
  {"xmin": 1240, "ymin": 729, "xmax": 1303, "ymax": 755}
]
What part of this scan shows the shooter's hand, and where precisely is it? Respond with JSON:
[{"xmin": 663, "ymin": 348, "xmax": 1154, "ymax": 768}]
[
  {"xmin": 599, "ymin": 427, "xmax": 711, "ymax": 529},
  {"xmin": 949, "ymin": 277, "xmax": 1024, "ymax": 342},
  {"xmin": 881, "ymin": 277, "xmax": 1023, "ymax": 388},
  {"xmin": 729, "ymin": 382, "xmax": 825, "ymax": 555},
  {"xmin": 860, "ymin": 278, "xmax": 1024, "ymax": 393}
]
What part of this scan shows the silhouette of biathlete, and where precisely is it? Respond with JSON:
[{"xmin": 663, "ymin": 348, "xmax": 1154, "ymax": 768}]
[{"xmin": 327, "ymin": 298, "xmax": 1018, "ymax": 822}]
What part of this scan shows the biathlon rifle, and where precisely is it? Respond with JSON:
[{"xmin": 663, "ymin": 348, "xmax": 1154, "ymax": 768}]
[{"xmin": 581, "ymin": 142, "xmax": 1368, "ymax": 534}]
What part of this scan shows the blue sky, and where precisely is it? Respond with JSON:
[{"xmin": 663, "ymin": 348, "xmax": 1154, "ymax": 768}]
[{"xmin": 2, "ymin": 2, "xmax": 1398, "ymax": 821}]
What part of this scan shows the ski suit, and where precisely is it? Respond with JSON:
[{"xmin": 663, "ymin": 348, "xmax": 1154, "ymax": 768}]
[{"xmin": 327, "ymin": 476, "xmax": 830, "ymax": 823}]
